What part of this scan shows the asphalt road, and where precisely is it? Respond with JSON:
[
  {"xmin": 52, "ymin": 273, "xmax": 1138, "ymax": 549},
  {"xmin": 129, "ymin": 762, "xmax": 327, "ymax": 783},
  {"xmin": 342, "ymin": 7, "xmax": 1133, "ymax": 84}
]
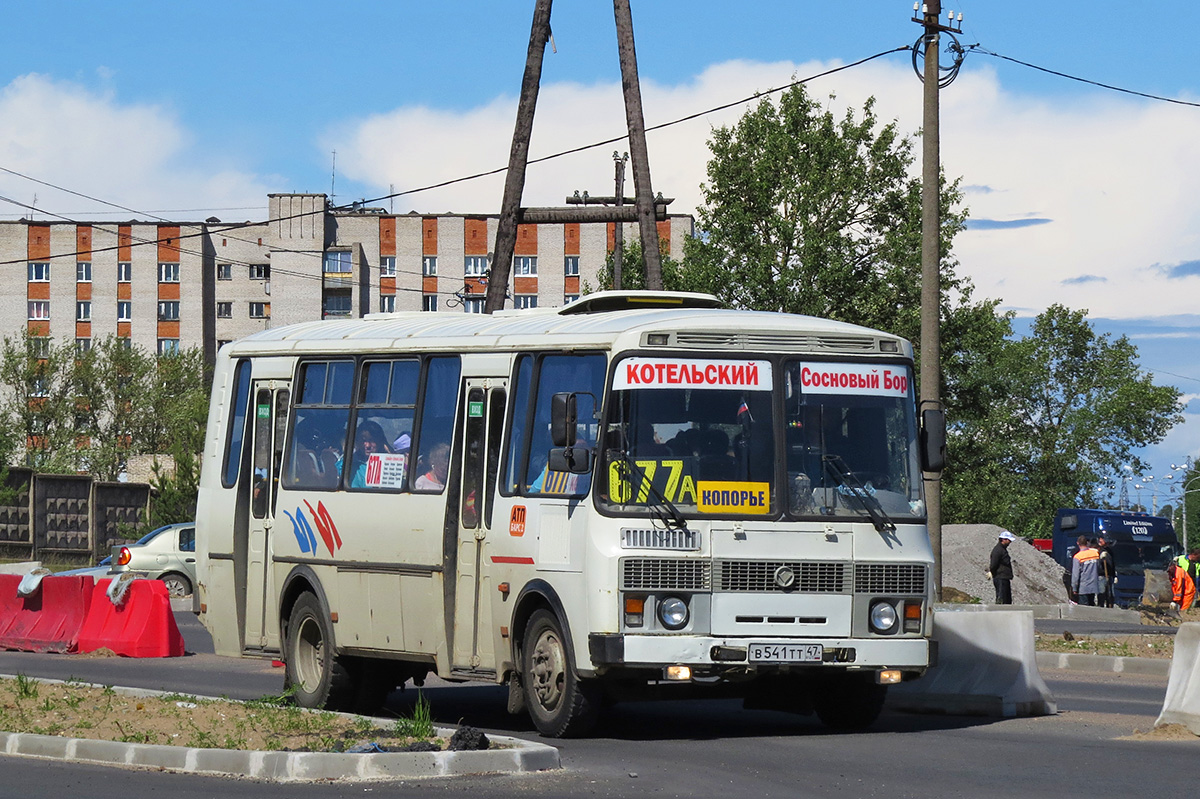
[{"xmin": 0, "ymin": 611, "xmax": 1195, "ymax": 798}]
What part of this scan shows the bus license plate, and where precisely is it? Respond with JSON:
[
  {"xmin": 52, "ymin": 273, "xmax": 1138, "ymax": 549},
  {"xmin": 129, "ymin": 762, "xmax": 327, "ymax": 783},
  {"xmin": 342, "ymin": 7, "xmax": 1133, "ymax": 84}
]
[{"xmin": 748, "ymin": 643, "xmax": 823, "ymax": 663}]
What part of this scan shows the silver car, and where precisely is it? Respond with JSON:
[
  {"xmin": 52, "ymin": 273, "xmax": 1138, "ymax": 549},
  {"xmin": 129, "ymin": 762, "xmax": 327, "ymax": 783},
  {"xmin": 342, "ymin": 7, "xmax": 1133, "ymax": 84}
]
[{"xmin": 111, "ymin": 522, "xmax": 197, "ymax": 598}]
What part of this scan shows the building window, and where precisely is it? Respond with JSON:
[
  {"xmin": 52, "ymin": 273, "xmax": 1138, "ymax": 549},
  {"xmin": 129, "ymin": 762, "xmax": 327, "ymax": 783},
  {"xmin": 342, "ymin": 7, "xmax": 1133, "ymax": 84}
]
[
  {"xmin": 117, "ymin": 301, "xmax": 131, "ymax": 322},
  {"xmin": 28, "ymin": 262, "xmax": 50, "ymax": 282},
  {"xmin": 564, "ymin": 294, "xmax": 580, "ymax": 304},
  {"xmin": 463, "ymin": 297, "xmax": 485, "ymax": 314},
  {"xmin": 158, "ymin": 262, "xmax": 180, "ymax": 283},
  {"xmin": 380, "ymin": 256, "xmax": 396, "ymax": 277},
  {"xmin": 513, "ymin": 256, "xmax": 538, "ymax": 276},
  {"xmin": 514, "ymin": 295, "xmax": 538, "ymax": 309},
  {"xmin": 157, "ymin": 339, "xmax": 180, "ymax": 356},
  {"xmin": 323, "ymin": 251, "xmax": 352, "ymax": 274},
  {"xmin": 77, "ymin": 262, "xmax": 92, "ymax": 282},
  {"xmin": 217, "ymin": 301, "xmax": 232, "ymax": 318},
  {"xmin": 217, "ymin": 263, "xmax": 232, "ymax": 280},
  {"xmin": 422, "ymin": 294, "xmax": 438, "ymax": 312},
  {"xmin": 157, "ymin": 301, "xmax": 179, "ymax": 321},
  {"xmin": 249, "ymin": 263, "xmax": 270, "ymax": 280},
  {"xmin": 77, "ymin": 301, "xmax": 92, "ymax": 321},
  {"xmin": 249, "ymin": 302, "xmax": 270, "ymax": 319},
  {"xmin": 379, "ymin": 295, "xmax": 395, "ymax": 313},
  {"xmin": 31, "ymin": 337, "xmax": 50, "ymax": 358},
  {"xmin": 422, "ymin": 256, "xmax": 438, "ymax": 276},
  {"xmin": 464, "ymin": 256, "xmax": 488, "ymax": 276},
  {"xmin": 76, "ymin": 338, "xmax": 92, "ymax": 354},
  {"xmin": 323, "ymin": 294, "xmax": 352, "ymax": 318},
  {"xmin": 118, "ymin": 262, "xmax": 131, "ymax": 282},
  {"xmin": 564, "ymin": 256, "xmax": 580, "ymax": 277},
  {"xmin": 28, "ymin": 301, "xmax": 50, "ymax": 320}
]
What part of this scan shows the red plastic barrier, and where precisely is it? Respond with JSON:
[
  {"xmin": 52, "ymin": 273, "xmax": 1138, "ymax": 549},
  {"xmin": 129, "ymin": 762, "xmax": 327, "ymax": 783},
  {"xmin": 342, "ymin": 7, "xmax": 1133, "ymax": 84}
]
[
  {"xmin": 76, "ymin": 578, "xmax": 185, "ymax": 658},
  {"xmin": 0, "ymin": 574, "xmax": 96, "ymax": 653}
]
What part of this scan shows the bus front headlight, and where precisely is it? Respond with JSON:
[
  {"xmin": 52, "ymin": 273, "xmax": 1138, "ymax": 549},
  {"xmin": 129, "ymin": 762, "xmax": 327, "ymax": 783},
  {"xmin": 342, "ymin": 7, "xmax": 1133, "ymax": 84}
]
[
  {"xmin": 658, "ymin": 596, "xmax": 689, "ymax": 630},
  {"xmin": 869, "ymin": 601, "xmax": 899, "ymax": 634}
]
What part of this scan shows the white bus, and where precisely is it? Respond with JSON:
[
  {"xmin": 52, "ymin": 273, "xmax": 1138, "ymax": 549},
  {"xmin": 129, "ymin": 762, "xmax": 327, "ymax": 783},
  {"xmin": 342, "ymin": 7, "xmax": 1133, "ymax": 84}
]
[{"xmin": 195, "ymin": 291, "xmax": 945, "ymax": 737}]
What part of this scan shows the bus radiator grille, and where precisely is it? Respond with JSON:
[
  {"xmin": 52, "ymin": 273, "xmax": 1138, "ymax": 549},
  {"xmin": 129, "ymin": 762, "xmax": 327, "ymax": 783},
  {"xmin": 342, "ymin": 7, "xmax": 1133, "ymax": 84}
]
[
  {"xmin": 621, "ymin": 558, "xmax": 712, "ymax": 591},
  {"xmin": 853, "ymin": 563, "xmax": 927, "ymax": 595},
  {"xmin": 714, "ymin": 560, "xmax": 851, "ymax": 593}
]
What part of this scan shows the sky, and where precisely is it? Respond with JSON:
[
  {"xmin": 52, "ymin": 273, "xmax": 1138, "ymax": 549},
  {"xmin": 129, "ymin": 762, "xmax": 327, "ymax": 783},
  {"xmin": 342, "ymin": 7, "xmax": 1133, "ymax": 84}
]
[{"xmin": 0, "ymin": 0, "xmax": 1198, "ymax": 504}]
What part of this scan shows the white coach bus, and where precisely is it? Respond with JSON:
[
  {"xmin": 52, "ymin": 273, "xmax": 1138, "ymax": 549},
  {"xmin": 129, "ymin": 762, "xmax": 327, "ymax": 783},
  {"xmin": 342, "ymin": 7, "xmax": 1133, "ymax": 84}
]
[{"xmin": 195, "ymin": 291, "xmax": 945, "ymax": 737}]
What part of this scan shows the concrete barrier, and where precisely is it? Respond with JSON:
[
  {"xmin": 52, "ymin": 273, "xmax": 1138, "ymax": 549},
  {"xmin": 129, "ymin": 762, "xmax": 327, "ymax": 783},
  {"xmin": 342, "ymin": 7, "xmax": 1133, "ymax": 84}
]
[
  {"xmin": 0, "ymin": 574, "xmax": 96, "ymax": 653},
  {"xmin": 1155, "ymin": 622, "xmax": 1200, "ymax": 734},
  {"xmin": 0, "ymin": 562, "xmax": 41, "ymax": 576},
  {"xmin": 76, "ymin": 578, "xmax": 185, "ymax": 658},
  {"xmin": 889, "ymin": 608, "xmax": 1057, "ymax": 717}
]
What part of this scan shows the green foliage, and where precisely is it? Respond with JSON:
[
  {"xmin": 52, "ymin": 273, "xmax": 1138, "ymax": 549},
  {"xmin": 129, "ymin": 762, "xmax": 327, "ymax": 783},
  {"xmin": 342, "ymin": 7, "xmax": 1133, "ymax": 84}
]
[
  {"xmin": 943, "ymin": 305, "xmax": 1183, "ymax": 537},
  {"xmin": 593, "ymin": 238, "xmax": 685, "ymax": 292},
  {"xmin": 676, "ymin": 82, "xmax": 1182, "ymax": 535},
  {"xmin": 0, "ymin": 335, "xmax": 211, "ymax": 519}
]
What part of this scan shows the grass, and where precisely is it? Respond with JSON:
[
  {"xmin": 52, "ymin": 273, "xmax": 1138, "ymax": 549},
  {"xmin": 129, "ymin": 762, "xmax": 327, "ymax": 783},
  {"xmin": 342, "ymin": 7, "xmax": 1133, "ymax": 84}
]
[
  {"xmin": 0, "ymin": 676, "xmax": 450, "ymax": 753},
  {"xmin": 1033, "ymin": 633, "xmax": 1174, "ymax": 659}
]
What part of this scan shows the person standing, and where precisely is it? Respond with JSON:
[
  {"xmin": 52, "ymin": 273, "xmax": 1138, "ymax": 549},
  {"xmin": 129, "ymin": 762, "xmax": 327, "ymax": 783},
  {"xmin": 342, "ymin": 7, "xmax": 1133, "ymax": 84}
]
[
  {"xmin": 1096, "ymin": 537, "xmax": 1115, "ymax": 608},
  {"xmin": 1071, "ymin": 536, "xmax": 1100, "ymax": 606},
  {"xmin": 1168, "ymin": 559, "xmax": 1196, "ymax": 611},
  {"xmin": 989, "ymin": 531, "xmax": 1016, "ymax": 605}
]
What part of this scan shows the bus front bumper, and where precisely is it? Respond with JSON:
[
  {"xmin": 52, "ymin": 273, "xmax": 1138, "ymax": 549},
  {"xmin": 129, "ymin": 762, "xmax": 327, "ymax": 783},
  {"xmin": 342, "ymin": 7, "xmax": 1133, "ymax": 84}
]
[{"xmin": 589, "ymin": 633, "xmax": 931, "ymax": 672}]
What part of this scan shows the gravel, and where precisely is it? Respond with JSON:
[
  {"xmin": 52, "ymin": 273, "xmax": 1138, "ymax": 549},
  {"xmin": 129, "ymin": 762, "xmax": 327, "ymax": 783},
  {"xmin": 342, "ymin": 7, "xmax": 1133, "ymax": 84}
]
[{"xmin": 942, "ymin": 524, "xmax": 1068, "ymax": 605}]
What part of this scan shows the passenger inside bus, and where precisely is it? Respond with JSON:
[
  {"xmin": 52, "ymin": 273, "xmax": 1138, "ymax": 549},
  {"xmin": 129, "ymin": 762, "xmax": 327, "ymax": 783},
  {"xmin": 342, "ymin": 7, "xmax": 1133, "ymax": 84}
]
[
  {"xmin": 348, "ymin": 420, "xmax": 391, "ymax": 489},
  {"xmin": 291, "ymin": 418, "xmax": 341, "ymax": 488},
  {"xmin": 415, "ymin": 442, "xmax": 450, "ymax": 491}
]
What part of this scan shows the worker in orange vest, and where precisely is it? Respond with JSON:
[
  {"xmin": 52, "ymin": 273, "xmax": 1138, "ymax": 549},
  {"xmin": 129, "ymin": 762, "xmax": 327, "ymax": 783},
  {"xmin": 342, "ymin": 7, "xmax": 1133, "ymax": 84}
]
[
  {"xmin": 1168, "ymin": 559, "xmax": 1196, "ymax": 611},
  {"xmin": 1070, "ymin": 536, "xmax": 1101, "ymax": 606}
]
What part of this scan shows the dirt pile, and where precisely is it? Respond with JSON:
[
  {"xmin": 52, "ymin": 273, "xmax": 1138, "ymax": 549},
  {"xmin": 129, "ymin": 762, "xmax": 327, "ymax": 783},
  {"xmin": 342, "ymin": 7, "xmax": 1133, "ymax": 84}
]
[{"xmin": 942, "ymin": 524, "xmax": 1068, "ymax": 605}]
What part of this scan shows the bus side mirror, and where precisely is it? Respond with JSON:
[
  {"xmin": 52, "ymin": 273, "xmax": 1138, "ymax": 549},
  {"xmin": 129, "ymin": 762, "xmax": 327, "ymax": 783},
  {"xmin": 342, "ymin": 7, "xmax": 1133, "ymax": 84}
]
[
  {"xmin": 920, "ymin": 408, "xmax": 946, "ymax": 473},
  {"xmin": 551, "ymin": 392, "xmax": 578, "ymax": 448}
]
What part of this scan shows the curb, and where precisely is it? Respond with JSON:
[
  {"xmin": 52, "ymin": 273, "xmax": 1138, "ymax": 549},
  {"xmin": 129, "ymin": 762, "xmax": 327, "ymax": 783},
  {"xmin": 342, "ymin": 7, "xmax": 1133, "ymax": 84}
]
[
  {"xmin": 1034, "ymin": 651, "xmax": 1171, "ymax": 677},
  {"xmin": 934, "ymin": 603, "xmax": 1142, "ymax": 623},
  {"xmin": 0, "ymin": 675, "xmax": 560, "ymax": 782}
]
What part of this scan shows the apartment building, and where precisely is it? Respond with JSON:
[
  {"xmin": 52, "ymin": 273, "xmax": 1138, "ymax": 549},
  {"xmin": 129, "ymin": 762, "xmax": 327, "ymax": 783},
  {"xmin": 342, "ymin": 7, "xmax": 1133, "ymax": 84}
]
[{"xmin": 3, "ymin": 192, "xmax": 694, "ymax": 363}]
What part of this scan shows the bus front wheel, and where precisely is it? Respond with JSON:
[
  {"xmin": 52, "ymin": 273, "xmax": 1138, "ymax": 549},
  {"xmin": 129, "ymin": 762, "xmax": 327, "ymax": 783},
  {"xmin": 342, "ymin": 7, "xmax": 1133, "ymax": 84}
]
[
  {"xmin": 284, "ymin": 592, "xmax": 353, "ymax": 711},
  {"xmin": 812, "ymin": 672, "xmax": 887, "ymax": 731},
  {"xmin": 521, "ymin": 609, "xmax": 600, "ymax": 737}
]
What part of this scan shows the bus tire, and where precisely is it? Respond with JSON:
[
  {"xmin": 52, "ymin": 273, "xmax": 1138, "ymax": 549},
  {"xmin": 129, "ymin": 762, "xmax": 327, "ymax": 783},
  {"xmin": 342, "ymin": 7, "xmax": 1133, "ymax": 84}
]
[
  {"xmin": 812, "ymin": 673, "xmax": 887, "ymax": 731},
  {"xmin": 284, "ymin": 592, "xmax": 354, "ymax": 711},
  {"xmin": 521, "ymin": 609, "xmax": 600, "ymax": 738}
]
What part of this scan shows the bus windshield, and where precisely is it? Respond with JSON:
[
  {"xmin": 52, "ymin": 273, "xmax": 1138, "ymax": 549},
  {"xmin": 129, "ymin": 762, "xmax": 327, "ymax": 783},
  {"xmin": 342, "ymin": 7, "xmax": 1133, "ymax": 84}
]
[{"xmin": 597, "ymin": 357, "xmax": 924, "ymax": 521}]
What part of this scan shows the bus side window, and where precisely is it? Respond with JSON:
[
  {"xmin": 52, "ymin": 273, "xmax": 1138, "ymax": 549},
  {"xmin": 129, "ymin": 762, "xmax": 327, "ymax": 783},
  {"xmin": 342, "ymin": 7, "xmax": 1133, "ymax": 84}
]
[
  {"xmin": 284, "ymin": 360, "xmax": 353, "ymax": 491},
  {"xmin": 347, "ymin": 359, "xmax": 419, "ymax": 492},
  {"xmin": 221, "ymin": 359, "xmax": 253, "ymax": 489},
  {"xmin": 502, "ymin": 355, "xmax": 534, "ymax": 495},
  {"xmin": 523, "ymin": 353, "xmax": 605, "ymax": 496},
  {"xmin": 411, "ymin": 356, "xmax": 461, "ymax": 493}
]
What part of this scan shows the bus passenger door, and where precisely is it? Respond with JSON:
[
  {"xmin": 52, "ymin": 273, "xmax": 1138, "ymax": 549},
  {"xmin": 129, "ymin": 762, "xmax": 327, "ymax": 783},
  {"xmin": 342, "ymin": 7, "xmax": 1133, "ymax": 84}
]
[
  {"xmin": 452, "ymin": 379, "xmax": 506, "ymax": 673},
  {"xmin": 243, "ymin": 382, "xmax": 290, "ymax": 652}
]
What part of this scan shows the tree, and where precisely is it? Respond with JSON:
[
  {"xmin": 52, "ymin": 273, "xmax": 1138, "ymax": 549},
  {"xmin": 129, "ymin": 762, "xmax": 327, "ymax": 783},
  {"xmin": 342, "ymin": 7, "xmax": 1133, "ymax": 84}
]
[
  {"xmin": 0, "ymin": 332, "xmax": 81, "ymax": 473},
  {"xmin": 945, "ymin": 305, "xmax": 1183, "ymax": 537},
  {"xmin": 71, "ymin": 337, "xmax": 155, "ymax": 481},
  {"xmin": 591, "ymin": 238, "xmax": 683, "ymax": 292}
]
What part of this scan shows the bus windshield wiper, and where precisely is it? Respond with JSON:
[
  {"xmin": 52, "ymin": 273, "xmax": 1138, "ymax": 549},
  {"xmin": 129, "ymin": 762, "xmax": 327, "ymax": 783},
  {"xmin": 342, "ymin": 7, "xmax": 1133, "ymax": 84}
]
[
  {"xmin": 612, "ymin": 451, "xmax": 688, "ymax": 530},
  {"xmin": 822, "ymin": 454, "xmax": 896, "ymax": 535}
]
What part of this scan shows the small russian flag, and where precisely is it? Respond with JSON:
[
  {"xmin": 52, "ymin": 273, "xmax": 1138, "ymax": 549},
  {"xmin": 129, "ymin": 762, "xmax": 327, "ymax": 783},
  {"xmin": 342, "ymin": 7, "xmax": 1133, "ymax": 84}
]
[{"xmin": 737, "ymin": 399, "xmax": 752, "ymax": 422}]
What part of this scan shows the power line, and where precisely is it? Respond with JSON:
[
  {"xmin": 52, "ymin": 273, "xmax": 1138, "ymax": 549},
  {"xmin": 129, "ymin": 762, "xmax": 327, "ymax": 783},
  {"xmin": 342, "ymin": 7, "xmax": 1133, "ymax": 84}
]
[{"xmin": 969, "ymin": 46, "xmax": 1200, "ymax": 109}]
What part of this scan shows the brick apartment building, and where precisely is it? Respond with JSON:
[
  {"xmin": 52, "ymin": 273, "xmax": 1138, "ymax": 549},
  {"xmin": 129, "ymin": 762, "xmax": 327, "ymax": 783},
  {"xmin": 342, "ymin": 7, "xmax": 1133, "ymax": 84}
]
[{"xmin": 4, "ymin": 193, "xmax": 694, "ymax": 363}]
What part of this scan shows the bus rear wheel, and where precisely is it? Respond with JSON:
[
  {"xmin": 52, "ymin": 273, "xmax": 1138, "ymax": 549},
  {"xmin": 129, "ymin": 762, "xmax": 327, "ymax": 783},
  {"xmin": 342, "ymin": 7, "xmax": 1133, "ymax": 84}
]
[
  {"xmin": 521, "ymin": 609, "xmax": 599, "ymax": 738},
  {"xmin": 284, "ymin": 592, "xmax": 353, "ymax": 711},
  {"xmin": 812, "ymin": 672, "xmax": 887, "ymax": 731}
]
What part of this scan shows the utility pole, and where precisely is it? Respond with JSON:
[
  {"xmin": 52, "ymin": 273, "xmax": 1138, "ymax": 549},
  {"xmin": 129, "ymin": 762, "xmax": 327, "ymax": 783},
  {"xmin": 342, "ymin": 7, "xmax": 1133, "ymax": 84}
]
[
  {"xmin": 613, "ymin": 151, "xmax": 628, "ymax": 290},
  {"xmin": 613, "ymin": 0, "xmax": 662, "ymax": 290},
  {"xmin": 912, "ymin": 2, "xmax": 964, "ymax": 600},
  {"xmin": 486, "ymin": 0, "xmax": 553, "ymax": 313}
]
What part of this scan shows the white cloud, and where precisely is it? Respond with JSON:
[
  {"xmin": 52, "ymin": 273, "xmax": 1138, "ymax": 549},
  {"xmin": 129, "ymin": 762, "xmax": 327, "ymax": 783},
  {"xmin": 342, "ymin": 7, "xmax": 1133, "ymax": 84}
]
[
  {"xmin": 331, "ymin": 57, "xmax": 1200, "ymax": 320},
  {"xmin": 0, "ymin": 74, "xmax": 272, "ymax": 219}
]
